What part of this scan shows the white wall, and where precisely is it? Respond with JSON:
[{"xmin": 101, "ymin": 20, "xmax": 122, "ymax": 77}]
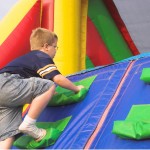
[
  {"xmin": 0, "ymin": 0, "xmax": 18, "ymax": 21},
  {"xmin": 113, "ymin": 0, "xmax": 150, "ymax": 53}
]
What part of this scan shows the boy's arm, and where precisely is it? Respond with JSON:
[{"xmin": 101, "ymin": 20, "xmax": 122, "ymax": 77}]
[{"xmin": 52, "ymin": 74, "xmax": 84, "ymax": 93}]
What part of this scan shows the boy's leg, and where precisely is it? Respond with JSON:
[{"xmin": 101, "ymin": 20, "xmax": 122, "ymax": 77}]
[
  {"xmin": 0, "ymin": 106, "xmax": 22, "ymax": 149},
  {"xmin": 19, "ymin": 84, "xmax": 56, "ymax": 140},
  {"xmin": 0, "ymin": 137, "xmax": 14, "ymax": 149},
  {"xmin": 28, "ymin": 84, "xmax": 56, "ymax": 119},
  {"xmin": 0, "ymin": 74, "xmax": 55, "ymax": 142}
]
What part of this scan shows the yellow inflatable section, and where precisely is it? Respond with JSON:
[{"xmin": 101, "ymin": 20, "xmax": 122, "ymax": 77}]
[{"xmin": 54, "ymin": 0, "xmax": 88, "ymax": 75}]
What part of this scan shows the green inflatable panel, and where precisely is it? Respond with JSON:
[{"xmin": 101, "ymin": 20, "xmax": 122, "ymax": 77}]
[
  {"xmin": 88, "ymin": 0, "xmax": 132, "ymax": 61},
  {"xmin": 140, "ymin": 68, "xmax": 150, "ymax": 82},
  {"xmin": 48, "ymin": 75, "xmax": 97, "ymax": 106},
  {"xmin": 13, "ymin": 116, "xmax": 71, "ymax": 149},
  {"xmin": 86, "ymin": 55, "xmax": 95, "ymax": 69},
  {"xmin": 112, "ymin": 105, "xmax": 150, "ymax": 140}
]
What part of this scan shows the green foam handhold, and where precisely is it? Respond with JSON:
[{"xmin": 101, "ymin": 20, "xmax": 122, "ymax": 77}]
[
  {"xmin": 49, "ymin": 87, "xmax": 88, "ymax": 106},
  {"xmin": 112, "ymin": 120, "xmax": 150, "ymax": 140},
  {"xmin": 126, "ymin": 104, "xmax": 150, "ymax": 122},
  {"xmin": 48, "ymin": 75, "xmax": 97, "ymax": 106},
  {"xmin": 112, "ymin": 105, "xmax": 150, "ymax": 140},
  {"xmin": 112, "ymin": 120, "xmax": 138, "ymax": 139},
  {"xmin": 140, "ymin": 68, "xmax": 150, "ymax": 82},
  {"xmin": 27, "ymin": 128, "xmax": 61, "ymax": 149},
  {"xmin": 13, "ymin": 116, "xmax": 71, "ymax": 149}
]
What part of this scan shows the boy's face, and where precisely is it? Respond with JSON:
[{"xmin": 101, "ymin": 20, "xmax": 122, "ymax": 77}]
[{"xmin": 44, "ymin": 40, "xmax": 58, "ymax": 59}]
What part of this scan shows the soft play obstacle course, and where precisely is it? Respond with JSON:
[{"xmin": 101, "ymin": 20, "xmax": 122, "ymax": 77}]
[{"xmin": 1, "ymin": 0, "xmax": 150, "ymax": 149}]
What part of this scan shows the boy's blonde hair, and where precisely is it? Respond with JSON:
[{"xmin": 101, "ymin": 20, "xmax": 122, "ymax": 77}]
[{"xmin": 30, "ymin": 27, "xmax": 58, "ymax": 50}]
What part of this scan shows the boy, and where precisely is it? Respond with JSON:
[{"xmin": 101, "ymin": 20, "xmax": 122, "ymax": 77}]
[{"xmin": 0, "ymin": 27, "xmax": 84, "ymax": 149}]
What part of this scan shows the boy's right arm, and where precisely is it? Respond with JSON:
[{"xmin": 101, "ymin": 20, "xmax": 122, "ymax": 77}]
[{"xmin": 52, "ymin": 74, "xmax": 84, "ymax": 93}]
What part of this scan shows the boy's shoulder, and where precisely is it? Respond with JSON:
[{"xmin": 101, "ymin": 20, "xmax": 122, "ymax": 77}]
[
  {"xmin": 29, "ymin": 50, "xmax": 50, "ymax": 58},
  {"xmin": 27, "ymin": 50, "xmax": 54, "ymax": 64}
]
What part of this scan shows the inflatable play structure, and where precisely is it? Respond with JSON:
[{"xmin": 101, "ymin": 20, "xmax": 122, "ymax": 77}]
[{"xmin": 1, "ymin": 0, "xmax": 150, "ymax": 149}]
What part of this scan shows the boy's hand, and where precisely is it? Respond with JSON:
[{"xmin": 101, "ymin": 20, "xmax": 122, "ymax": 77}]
[{"xmin": 75, "ymin": 85, "xmax": 85, "ymax": 93}]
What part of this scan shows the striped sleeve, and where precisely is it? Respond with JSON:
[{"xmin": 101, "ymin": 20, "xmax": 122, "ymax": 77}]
[{"xmin": 37, "ymin": 64, "xmax": 59, "ymax": 78}]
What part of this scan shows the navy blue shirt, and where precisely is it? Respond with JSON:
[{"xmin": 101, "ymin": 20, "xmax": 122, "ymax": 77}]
[{"xmin": 0, "ymin": 50, "xmax": 61, "ymax": 80}]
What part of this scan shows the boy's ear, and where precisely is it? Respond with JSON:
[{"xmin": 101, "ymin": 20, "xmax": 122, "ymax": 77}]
[{"xmin": 43, "ymin": 43, "xmax": 49, "ymax": 48}]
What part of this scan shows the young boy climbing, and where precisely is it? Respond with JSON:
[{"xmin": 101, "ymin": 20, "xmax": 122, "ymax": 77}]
[{"xmin": 0, "ymin": 27, "xmax": 84, "ymax": 149}]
